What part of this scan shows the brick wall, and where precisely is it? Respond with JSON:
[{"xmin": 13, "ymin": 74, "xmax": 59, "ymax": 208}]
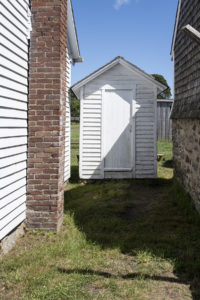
[{"xmin": 27, "ymin": 0, "xmax": 67, "ymax": 231}]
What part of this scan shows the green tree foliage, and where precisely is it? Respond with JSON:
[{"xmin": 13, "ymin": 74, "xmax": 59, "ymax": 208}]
[
  {"xmin": 70, "ymin": 90, "xmax": 80, "ymax": 117},
  {"xmin": 152, "ymin": 74, "xmax": 172, "ymax": 99}
]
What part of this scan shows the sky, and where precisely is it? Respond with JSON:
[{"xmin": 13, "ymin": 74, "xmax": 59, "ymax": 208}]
[{"xmin": 71, "ymin": 0, "xmax": 178, "ymax": 96}]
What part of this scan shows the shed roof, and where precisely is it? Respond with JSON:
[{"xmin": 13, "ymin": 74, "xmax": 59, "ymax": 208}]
[{"xmin": 71, "ymin": 56, "xmax": 167, "ymax": 98}]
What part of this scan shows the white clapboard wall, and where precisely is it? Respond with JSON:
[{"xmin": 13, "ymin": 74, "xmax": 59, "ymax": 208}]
[
  {"xmin": 0, "ymin": 0, "xmax": 30, "ymax": 240},
  {"xmin": 80, "ymin": 85, "xmax": 103, "ymax": 179},
  {"xmin": 64, "ymin": 43, "xmax": 72, "ymax": 182},
  {"xmin": 79, "ymin": 63, "xmax": 157, "ymax": 179}
]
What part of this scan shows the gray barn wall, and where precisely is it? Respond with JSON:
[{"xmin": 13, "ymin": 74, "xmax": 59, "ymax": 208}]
[{"xmin": 172, "ymin": 0, "xmax": 200, "ymax": 211}]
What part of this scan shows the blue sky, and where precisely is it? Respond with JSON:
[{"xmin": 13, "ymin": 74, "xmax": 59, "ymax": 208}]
[{"xmin": 71, "ymin": 0, "xmax": 178, "ymax": 95}]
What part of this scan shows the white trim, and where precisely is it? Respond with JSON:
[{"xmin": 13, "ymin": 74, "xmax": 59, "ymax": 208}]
[
  {"xmin": 27, "ymin": 6, "xmax": 32, "ymax": 39},
  {"xmin": 153, "ymin": 87, "xmax": 158, "ymax": 178},
  {"xmin": 101, "ymin": 89, "xmax": 105, "ymax": 178},
  {"xmin": 182, "ymin": 24, "xmax": 200, "ymax": 43},
  {"xmin": 67, "ymin": 0, "xmax": 82, "ymax": 63},
  {"xmin": 79, "ymin": 87, "xmax": 84, "ymax": 178},
  {"xmin": 171, "ymin": 0, "xmax": 182, "ymax": 60},
  {"xmin": 73, "ymin": 60, "xmax": 119, "ymax": 94},
  {"xmin": 132, "ymin": 86, "xmax": 136, "ymax": 178},
  {"xmin": 120, "ymin": 59, "xmax": 166, "ymax": 93},
  {"xmin": 170, "ymin": 53, "xmax": 176, "ymax": 119},
  {"xmin": 72, "ymin": 57, "xmax": 166, "ymax": 98}
]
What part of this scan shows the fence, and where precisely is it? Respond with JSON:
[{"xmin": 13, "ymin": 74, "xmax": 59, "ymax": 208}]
[
  {"xmin": 71, "ymin": 99, "xmax": 174, "ymax": 141},
  {"xmin": 157, "ymin": 99, "xmax": 173, "ymax": 141},
  {"xmin": 71, "ymin": 116, "xmax": 80, "ymax": 123}
]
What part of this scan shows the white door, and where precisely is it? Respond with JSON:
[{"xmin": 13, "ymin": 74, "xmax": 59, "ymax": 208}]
[{"xmin": 103, "ymin": 89, "xmax": 134, "ymax": 172}]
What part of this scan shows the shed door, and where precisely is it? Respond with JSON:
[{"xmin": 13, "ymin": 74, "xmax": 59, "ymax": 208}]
[{"xmin": 103, "ymin": 89, "xmax": 133, "ymax": 171}]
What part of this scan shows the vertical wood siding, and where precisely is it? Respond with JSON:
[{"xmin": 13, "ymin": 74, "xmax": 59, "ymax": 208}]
[
  {"xmin": 79, "ymin": 64, "xmax": 157, "ymax": 179},
  {"xmin": 0, "ymin": 0, "xmax": 29, "ymax": 240},
  {"xmin": 157, "ymin": 100, "xmax": 173, "ymax": 141},
  {"xmin": 64, "ymin": 45, "xmax": 72, "ymax": 181}
]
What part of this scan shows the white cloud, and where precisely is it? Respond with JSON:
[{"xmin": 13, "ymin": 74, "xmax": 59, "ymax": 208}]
[{"xmin": 114, "ymin": 0, "xmax": 131, "ymax": 10}]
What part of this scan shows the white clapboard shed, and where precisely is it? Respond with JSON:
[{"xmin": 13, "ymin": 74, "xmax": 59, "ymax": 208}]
[
  {"xmin": 0, "ymin": 0, "xmax": 81, "ymax": 241},
  {"xmin": 72, "ymin": 57, "xmax": 166, "ymax": 179}
]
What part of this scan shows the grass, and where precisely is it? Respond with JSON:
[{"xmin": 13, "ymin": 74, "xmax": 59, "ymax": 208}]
[
  {"xmin": 70, "ymin": 122, "xmax": 80, "ymax": 184},
  {"xmin": 157, "ymin": 140, "xmax": 173, "ymax": 179},
  {"xmin": 0, "ymin": 124, "xmax": 200, "ymax": 300}
]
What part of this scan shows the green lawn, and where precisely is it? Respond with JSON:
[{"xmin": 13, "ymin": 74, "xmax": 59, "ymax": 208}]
[
  {"xmin": 1, "ymin": 124, "xmax": 200, "ymax": 300},
  {"xmin": 157, "ymin": 140, "xmax": 173, "ymax": 179},
  {"xmin": 70, "ymin": 122, "xmax": 79, "ymax": 183}
]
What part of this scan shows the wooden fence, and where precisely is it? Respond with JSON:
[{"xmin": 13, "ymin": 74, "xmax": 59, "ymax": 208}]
[
  {"xmin": 157, "ymin": 99, "xmax": 173, "ymax": 141},
  {"xmin": 71, "ymin": 116, "xmax": 80, "ymax": 122},
  {"xmin": 71, "ymin": 99, "xmax": 174, "ymax": 141}
]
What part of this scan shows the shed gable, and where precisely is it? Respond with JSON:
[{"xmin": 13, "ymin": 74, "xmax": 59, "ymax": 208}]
[
  {"xmin": 84, "ymin": 63, "xmax": 154, "ymax": 92},
  {"xmin": 72, "ymin": 57, "xmax": 166, "ymax": 99}
]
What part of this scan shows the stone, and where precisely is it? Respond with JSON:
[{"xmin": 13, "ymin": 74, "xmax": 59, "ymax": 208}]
[
  {"xmin": 173, "ymin": 119, "xmax": 200, "ymax": 212},
  {"xmin": 0, "ymin": 223, "xmax": 25, "ymax": 257}
]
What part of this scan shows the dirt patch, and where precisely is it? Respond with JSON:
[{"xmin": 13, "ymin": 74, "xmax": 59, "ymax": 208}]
[{"xmin": 122, "ymin": 183, "xmax": 165, "ymax": 220}]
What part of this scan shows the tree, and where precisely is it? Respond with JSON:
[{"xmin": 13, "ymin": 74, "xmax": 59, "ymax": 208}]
[
  {"xmin": 151, "ymin": 74, "xmax": 172, "ymax": 99},
  {"xmin": 70, "ymin": 90, "xmax": 80, "ymax": 117}
]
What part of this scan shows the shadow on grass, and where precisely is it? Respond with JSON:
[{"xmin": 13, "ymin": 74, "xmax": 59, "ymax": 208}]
[
  {"xmin": 65, "ymin": 170, "xmax": 200, "ymax": 299},
  {"xmin": 162, "ymin": 159, "xmax": 174, "ymax": 169},
  {"xmin": 69, "ymin": 166, "xmax": 79, "ymax": 184},
  {"xmin": 57, "ymin": 267, "xmax": 186, "ymax": 284}
]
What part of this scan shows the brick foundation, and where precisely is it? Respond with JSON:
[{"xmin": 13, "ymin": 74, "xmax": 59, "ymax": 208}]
[
  {"xmin": 173, "ymin": 119, "xmax": 200, "ymax": 212},
  {"xmin": 27, "ymin": 0, "xmax": 67, "ymax": 230}
]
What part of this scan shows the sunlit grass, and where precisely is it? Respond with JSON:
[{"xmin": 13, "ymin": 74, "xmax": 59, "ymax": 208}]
[
  {"xmin": 1, "ymin": 125, "xmax": 199, "ymax": 299},
  {"xmin": 157, "ymin": 140, "xmax": 173, "ymax": 179}
]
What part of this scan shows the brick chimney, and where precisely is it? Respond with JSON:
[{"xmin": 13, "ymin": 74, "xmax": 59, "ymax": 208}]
[{"xmin": 27, "ymin": 0, "xmax": 67, "ymax": 231}]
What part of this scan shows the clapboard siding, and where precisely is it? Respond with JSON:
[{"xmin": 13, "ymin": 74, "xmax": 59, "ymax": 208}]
[
  {"xmin": 64, "ymin": 45, "xmax": 72, "ymax": 181},
  {"xmin": 135, "ymin": 85, "xmax": 156, "ymax": 178},
  {"xmin": 74, "ymin": 60, "xmax": 162, "ymax": 180},
  {"xmin": 0, "ymin": 0, "xmax": 29, "ymax": 240},
  {"xmin": 80, "ymin": 86, "xmax": 102, "ymax": 179}
]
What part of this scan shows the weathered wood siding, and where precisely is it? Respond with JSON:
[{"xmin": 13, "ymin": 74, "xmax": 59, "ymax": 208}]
[
  {"xmin": 135, "ymin": 85, "xmax": 157, "ymax": 178},
  {"xmin": 79, "ymin": 64, "xmax": 157, "ymax": 179},
  {"xmin": 64, "ymin": 44, "xmax": 72, "ymax": 181},
  {"xmin": 172, "ymin": 0, "xmax": 200, "ymax": 119},
  {"xmin": 157, "ymin": 100, "xmax": 173, "ymax": 141},
  {"xmin": 0, "ymin": 0, "xmax": 30, "ymax": 240}
]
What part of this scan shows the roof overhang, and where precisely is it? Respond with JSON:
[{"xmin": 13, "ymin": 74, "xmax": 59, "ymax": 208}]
[
  {"xmin": 171, "ymin": 0, "xmax": 182, "ymax": 61},
  {"xmin": 71, "ymin": 56, "xmax": 167, "ymax": 99},
  {"xmin": 68, "ymin": 0, "xmax": 83, "ymax": 64}
]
